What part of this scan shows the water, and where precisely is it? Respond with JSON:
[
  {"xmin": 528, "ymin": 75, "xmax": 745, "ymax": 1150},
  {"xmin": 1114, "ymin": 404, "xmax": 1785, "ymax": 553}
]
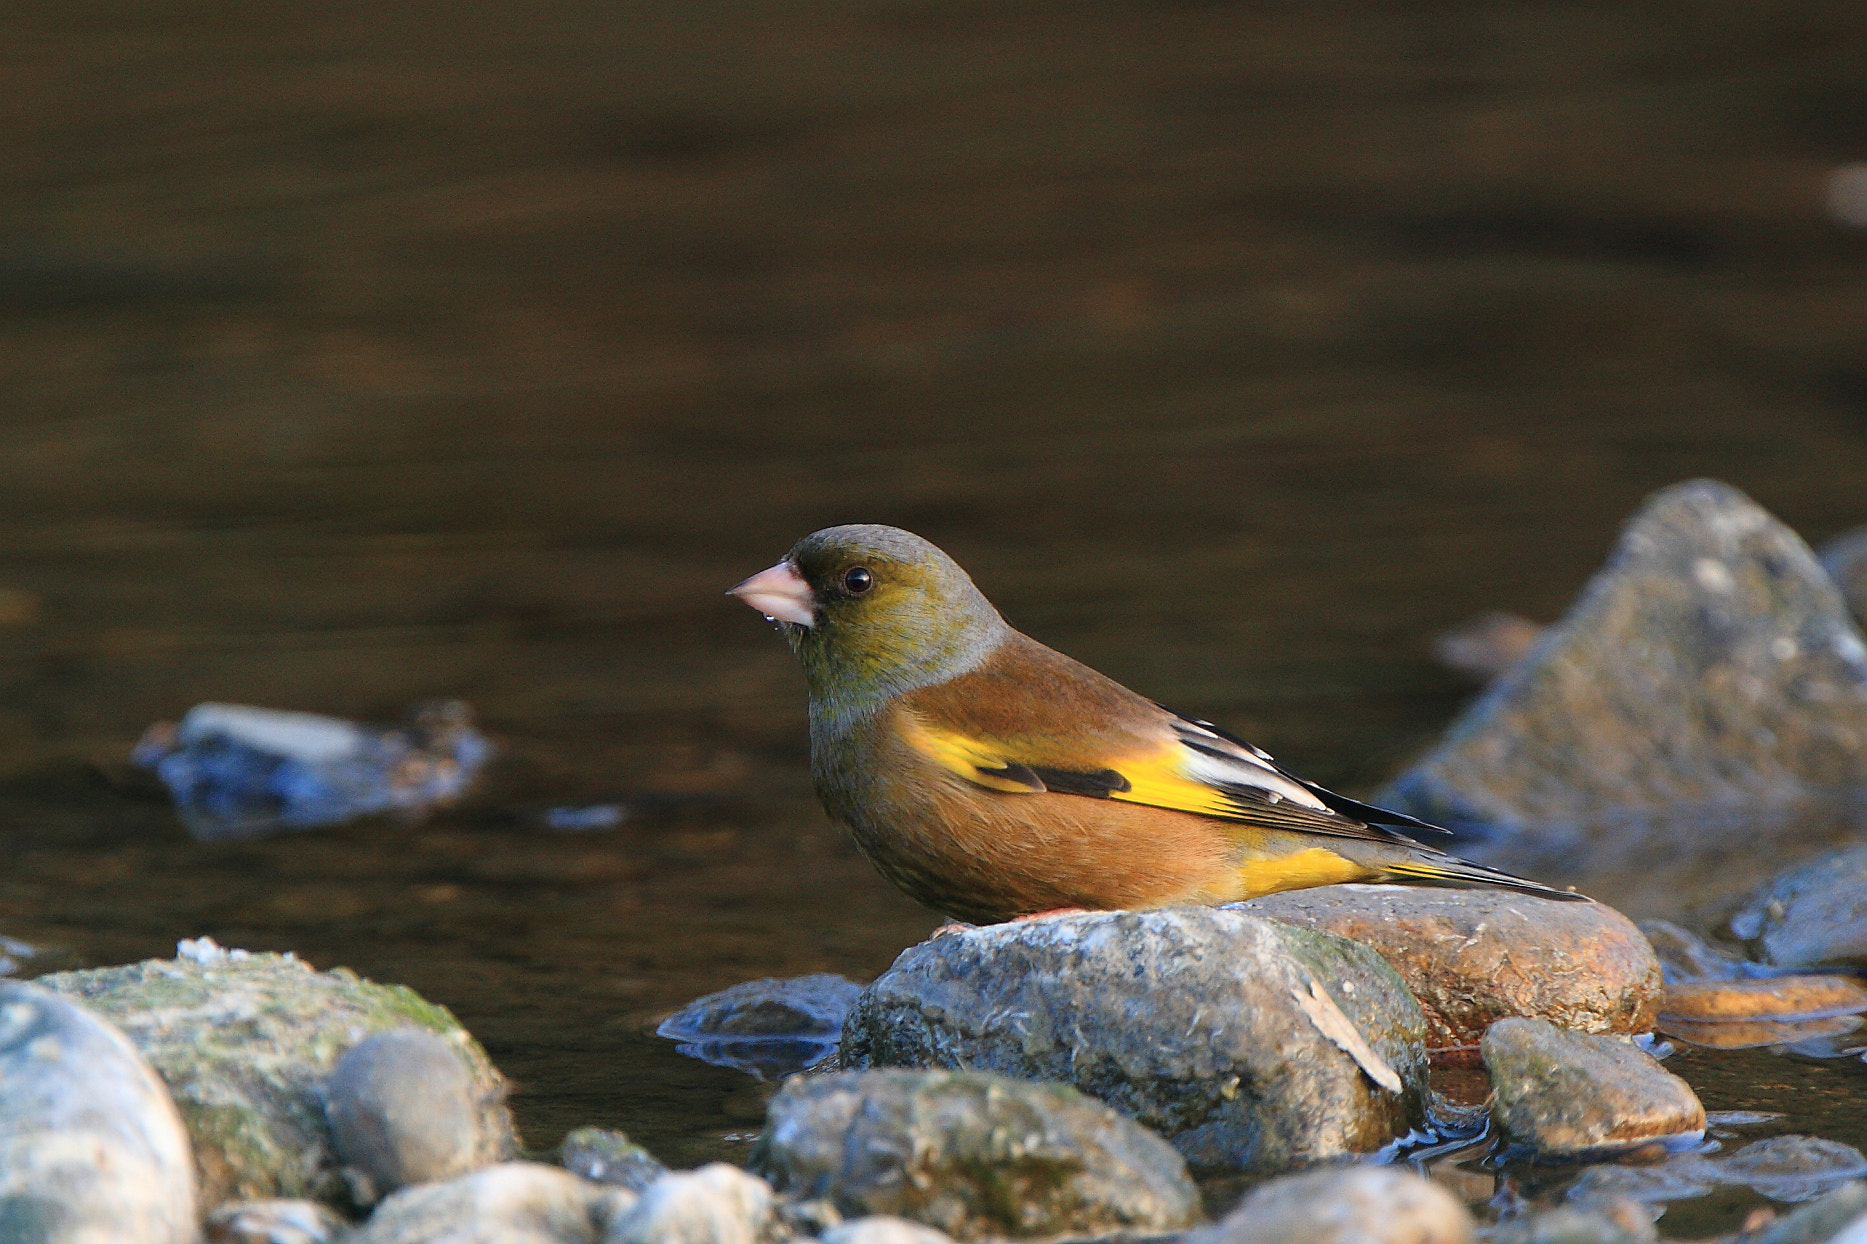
[{"xmin": 5, "ymin": 0, "xmax": 1867, "ymax": 1231}]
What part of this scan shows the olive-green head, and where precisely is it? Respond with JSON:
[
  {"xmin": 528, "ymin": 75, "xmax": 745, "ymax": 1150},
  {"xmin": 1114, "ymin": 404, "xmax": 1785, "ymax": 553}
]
[{"xmin": 729, "ymin": 524, "xmax": 1009, "ymax": 713}]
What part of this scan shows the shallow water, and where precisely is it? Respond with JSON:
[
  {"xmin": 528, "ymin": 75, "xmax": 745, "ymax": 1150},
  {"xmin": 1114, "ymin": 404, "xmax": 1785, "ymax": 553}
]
[{"xmin": 5, "ymin": 0, "xmax": 1867, "ymax": 1232}]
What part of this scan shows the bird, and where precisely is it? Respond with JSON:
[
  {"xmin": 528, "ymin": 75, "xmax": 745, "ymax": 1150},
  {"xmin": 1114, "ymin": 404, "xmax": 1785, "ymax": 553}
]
[{"xmin": 729, "ymin": 524, "xmax": 1579, "ymax": 925}]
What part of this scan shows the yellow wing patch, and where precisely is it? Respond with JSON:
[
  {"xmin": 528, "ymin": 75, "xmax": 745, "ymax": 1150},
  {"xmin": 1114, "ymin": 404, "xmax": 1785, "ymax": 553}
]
[
  {"xmin": 1105, "ymin": 747, "xmax": 1242, "ymax": 819},
  {"xmin": 897, "ymin": 713, "xmax": 1045, "ymax": 794}
]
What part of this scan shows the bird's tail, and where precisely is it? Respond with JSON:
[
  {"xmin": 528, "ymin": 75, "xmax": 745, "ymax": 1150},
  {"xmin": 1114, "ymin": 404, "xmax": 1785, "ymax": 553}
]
[{"xmin": 1379, "ymin": 855, "xmax": 1588, "ymax": 901}]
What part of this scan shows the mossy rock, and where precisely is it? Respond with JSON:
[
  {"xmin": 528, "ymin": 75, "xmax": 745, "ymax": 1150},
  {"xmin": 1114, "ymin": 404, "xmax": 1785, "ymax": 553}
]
[{"xmin": 40, "ymin": 947, "xmax": 515, "ymax": 1209}]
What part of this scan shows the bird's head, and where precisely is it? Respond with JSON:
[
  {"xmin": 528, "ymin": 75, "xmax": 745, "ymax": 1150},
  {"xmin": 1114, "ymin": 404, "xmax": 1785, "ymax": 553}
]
[{"xmin": 729, "ymin": 524, "xmax": 1009, "ymax": 713}]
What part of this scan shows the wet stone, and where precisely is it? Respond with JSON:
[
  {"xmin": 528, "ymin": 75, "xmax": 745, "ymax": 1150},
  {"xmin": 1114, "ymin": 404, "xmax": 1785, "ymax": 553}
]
[
  {"xmin": 1236, "ymin": 885, "xmax": 1660, "ymax": 1063},
  {"xmin": 1747, "ymin": 1180, "xmax": 1867, "ymax": 1244},
  {"xmin": 0, "ymin": 979, "xmax": 197, "ymax": 1244},
  {"xmin": 1482, "ymin": 1018, "xmax": 1705, "ymax": 1158},
  {"xmin": 346, "ymin": 1162, "xmax": 629, "ymax": 1244},
  {"xmin": 1378, "ymin": 481, "xmax": 1867, "ymax": 917},
  {"xmin": 1729, "ymin": 845, "xmax": 1867, "ymax": 969},
  {"xmin": 561, "ymin": 1128, "xmax": 668, "ymax": 1193},
  {"xmin": 1188, "ymin": 1165, "xmax": 1473, "ymax": 1244},
  {"xmin": 205, "ymin": 1198, "xmax": 349, "ymax": 1244},
  {"xmin": 841, "ymin": 907, "xmax": 1427, "ymax": 1171},
  {"xmin": 38, "ymin": 938, "xmax": 516, "ymax": 1210},
  {"xmin": 602, "ymin": 1164, "xmax": 773, "ymax": 1244},
  {"xmin": 325, "ymin": 1027, "xmax": 484, "ymax": 1204},
  {"xmin": 752, "ymin": 1068, "xmax": 1201, "ymax": 1241},
  {"xmin": 1563, "ymin": 1136, "xmax": 1867, "ymax": 1211},
  {"xmin": 657, "ymin": 973, "xmax": 861, "ymax": 1079}
]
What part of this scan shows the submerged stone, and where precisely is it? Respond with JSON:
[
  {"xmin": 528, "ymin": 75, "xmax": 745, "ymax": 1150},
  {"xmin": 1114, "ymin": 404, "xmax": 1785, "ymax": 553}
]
[
  {"xmin": 1729, "ymin": 845, "xmax": 1867, "ymax": 969},
  {"xmin": 1379, "ymin": 481, "xmax": 1867, "ymax": 919},
  {"xmin": 1189, "ymin": 1165, "xmax": 1473, "ymax": 1244},
  {"xmin": 842, "ymin": 907, "xmax": 1426, "ymax": 1171},
  {"xmin": 1637, "ymin": 919, "xmax": 1765, "ymax": 984},
  {"xmin": 657, "ymin": 973, "xmax": 860, "ymax": 1079},
  {"xmin": 0, "ymin": 979, "xmax": 197, "ymax": 1244},
  {"xmin": 1482, "ymin": 1018, "xmax": 1705, "ymax": 1158},
  {"xmin": 1238, "ymin": 885, "xmax": 1659, "ymax": 1063},
  {"xmin": 752, "ymin": 1068, "xmax": 1200, "ymax": 1241},
  {"xmin": 38, "ymin": 939, "xmax": 515, "ymax": 1210}
]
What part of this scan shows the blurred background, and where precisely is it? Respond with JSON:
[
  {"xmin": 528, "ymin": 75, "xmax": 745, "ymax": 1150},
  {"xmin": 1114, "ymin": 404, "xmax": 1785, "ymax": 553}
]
[{"xmin": 3, "ymin": 0, "xmax": 1867, "ymax": 1163}]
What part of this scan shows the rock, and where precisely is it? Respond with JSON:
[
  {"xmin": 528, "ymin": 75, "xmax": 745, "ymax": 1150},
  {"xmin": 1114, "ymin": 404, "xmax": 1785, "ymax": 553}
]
[
  {"xmin": 1188, "ymin": 1165, "xmax": 1473, "ymax": 1244},
  {"xmin": 1378, "ymin": 481, "xmax": 1867, "ymax": 921},
  {"xmin": 752, "ymin": 1068, "xmax": 1200, "ymax": 1241},
  {"xmin": 131, "ymin": 698, "xmax": 491, "ymax": 841},
  {"xmin": 602, "ymin": 1164, "xmax": 773, "ymax": 1244},
  {"xmin": 1236, "ymin": 885, "xmax": 1660, "ymax": 1063},
  {"xmin": 1661, "ymin": 977, "xmax": 1867, "ymax": 1022},
  {"xmin": 842, "ymin": 907, "xmax": 1427, "ymax": 1171},
  {"xmin": 38, "ymin": 938, "xmax": 516, "ymax": 1210},
  {"xmin": 325, "ymin": 1027, "xmax": 483, "ymax": 1203},
  {"xmin": 820, "ymin": 1216, "xmax": 957, "ymax": 1244},
  {"xmin": 205, "ymin": 1199, "xmax": 349, "ymax": 1243},
  {"xmin": 1567, "ymin": 1135, "xmax": 1867, "ymax": 1212},
  {"xmin": 1729, "ymin": 846, "xmax": 1867, "ymax": 968},
  {"xmin": 1637, "ymin": 919, "xmax": 1764, "ymax": 983},
  {"xmin": 1749, "ymin": 1180, "xmax": 1867, "ymax": 1244},
  {"xmin": 345, "ymin": 1162, "xmax": 628, "ymax": 1244},
  {"xmin": 0, "ymin": 979, "xmax": 197, "ymax": 1244},
  {"xmin": 1482, "ymin": 1018, "xmax": 1705, "ymax": 1157},
  {"xmin": 1433, "ymin": 611, "xmax": 1547, "ymax": 683},
  {"xmin": 657, "ymin": 974, "xmax": 861, "ymax": 1079},
  {"xmin": 1491, "ymin": 1204, "xmax": 1656, "ymax": 1244},
  {"xmin": 561, "ymin": 1128, "xmax": 668, "ymax": 1193}
]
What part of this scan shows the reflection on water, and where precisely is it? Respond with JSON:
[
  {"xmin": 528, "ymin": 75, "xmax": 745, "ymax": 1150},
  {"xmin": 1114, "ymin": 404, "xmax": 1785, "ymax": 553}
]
[{"xmin": 3, "ymin": 0, "xmax": 1867, "ymax": 1231}]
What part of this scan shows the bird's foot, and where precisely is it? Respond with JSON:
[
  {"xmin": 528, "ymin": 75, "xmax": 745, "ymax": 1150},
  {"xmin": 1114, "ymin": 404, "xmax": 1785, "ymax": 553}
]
[
  {"xmin": 1011, "ymin": 906, "xmax": 1091, "ymax": 921},
  {"xmin": 927, "ymin": 921, "xmax": 976, "ymax": 939}
]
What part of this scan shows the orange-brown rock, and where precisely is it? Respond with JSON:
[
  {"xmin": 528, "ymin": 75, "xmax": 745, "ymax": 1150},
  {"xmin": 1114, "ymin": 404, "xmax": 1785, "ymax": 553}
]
[
  {"xmin": 1238, "ymin": 885, "xmax": 1662, "ymax": 1064},
  {"xmin": 1661, "ymin": 976, "xmax": 1867, "ymax": 1024}
]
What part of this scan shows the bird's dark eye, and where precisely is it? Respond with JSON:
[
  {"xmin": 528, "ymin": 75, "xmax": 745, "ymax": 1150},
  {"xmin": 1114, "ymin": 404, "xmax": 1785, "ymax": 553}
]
[{"xmin": 843, "ymin": 566, "xmax": 874, "ymax": 595}]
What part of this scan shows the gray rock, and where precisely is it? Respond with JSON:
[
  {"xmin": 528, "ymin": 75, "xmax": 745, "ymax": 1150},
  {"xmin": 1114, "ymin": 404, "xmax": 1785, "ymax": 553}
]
[
  {"xmin": 1236, "ymin": 886, "xmax": 1660, "ymax": 1062},
  {"xmin": 602, "ymin": 1164, "xmax": 773, "ymax": 1244},
  {"xmin": 1482, "ymin": 1018, "xmax": 1705, "ymax": 1157},
  {"xmin": 657, "ymin": 974, "xmax": 861, "ymax": 1079},
  {"xmin": 205, "ymin": 1198, "xmax": 348, "ymax": 1243},
  {"xmin": 1750, "ymin": 1181, "xmax": 1867, "ymax": 1244},
  {"xmin": 38, "ymin": 938, "xmax": 516, "ymax": 1210},
  {"xmin": 1379, "ymin": 481, "xmax": 1867, "ymax": 921},
  {"xmin": 821, "ymin": 1215, "xmax": 957, "ymax": 1244},
  {"xmin": 1729, "ymin": 846, "xmax": 1867, "ymax": 968},
  {"xmin": 561, "ymin": 1128, "xmax": 668, "ymax": 1193},
  {"xmin": 346, "ymin": 1162, "xmax": 629, "ymax": 1244},
  {"xmin": 1491, "ymin": 1204, "xmax": 1656, "ymax": 1244},
  {"xmin": 841, "ymin": 908, "xmax": 1427, "ymax": 1171},
  {"xmin": 0, "ymin": 980, "xmax": 197, "ymax": 1244},
  {"xmin": 1188, "ymin": 1165, "xmax": 1473, "ymax": 1244},
  {"xmin": 752, "ymin": 1068, "xmax": 1200, "ymax": 1241},
  {"xmin": 325, "ymin": 1027, "xmax": 483, "ymax": 1203}
]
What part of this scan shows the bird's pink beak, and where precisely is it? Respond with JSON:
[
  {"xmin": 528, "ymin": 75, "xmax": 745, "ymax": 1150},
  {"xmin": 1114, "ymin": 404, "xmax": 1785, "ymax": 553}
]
[{"xmin": 728, "ymin": 560, "xmax": 816, "ymax": 628}]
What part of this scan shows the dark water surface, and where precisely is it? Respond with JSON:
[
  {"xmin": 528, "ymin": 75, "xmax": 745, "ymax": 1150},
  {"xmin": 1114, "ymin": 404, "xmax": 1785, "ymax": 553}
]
[{"xmin": 5, "ymin": 0, "xmax": 1867, "ymax": 1230}]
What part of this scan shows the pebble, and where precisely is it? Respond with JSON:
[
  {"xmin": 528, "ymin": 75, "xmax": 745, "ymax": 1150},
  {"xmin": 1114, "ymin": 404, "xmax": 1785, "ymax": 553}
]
[
  {"xmin": 603, "ymin": 1164, "xmax": 774, "ymax": 1244},
  {"xmin": 842, "ymin": 907, "xmax": 1427, "ymax": 1171},
  {"xmin": 345, "ymin": 1162, "xmax": 630, "ymax": 1244},
  {"xmin": 0, "ymin": 979, "xmax": 197, "ymax": 1244},
  {"xmin": 325, "ymin": 1027, "xmax": 483, "ymax": 1203},
  {"xmin": 1377, "ymin": 481, "xmax": 1867, "ymax": 919},
  {"xmin": 1729, "ymin": 845, "xmax": 1867, "ymax": 968},
  {"xmin": 657, "ymin": 973, "xmax": 861, "ymax": 1079},
  {"xmin": 560, "ymin": 1127, "xmax": 668, "ymax": 1193},
  {"xmin": 752, "ymin": 1067, "xmax": 1200, "ymax": 1241},
  {"xmin": 820, "ymin": 1215, "xmax": 958, "ymax": 1244},
  {"xmin": 38, "ymin": 942, "xmax": 515, "ymax": 1210},
  {"xmin": 1237, "ymin": 885, "xmax": 1660, "ymax": 1063},
  {"xmin": 1188, "ymin": 1165, "xmax": 1473, "ymax": 1244},
  {"xmin": 204, "ymin": 1199, "xmax": 348, "ymax": 1244},
  {"xmin": 1482, "ymin": 1017, "xmax": 1705, "ymax": 1157}
]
